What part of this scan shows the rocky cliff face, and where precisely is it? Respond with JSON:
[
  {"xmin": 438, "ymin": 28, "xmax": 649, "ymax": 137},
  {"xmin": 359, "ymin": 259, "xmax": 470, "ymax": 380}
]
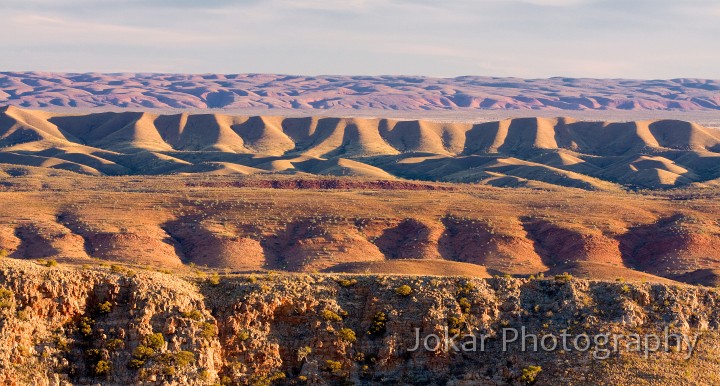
[{"xmin": 1, "ymin": 259, "xmax": 720, "ymax": 385}]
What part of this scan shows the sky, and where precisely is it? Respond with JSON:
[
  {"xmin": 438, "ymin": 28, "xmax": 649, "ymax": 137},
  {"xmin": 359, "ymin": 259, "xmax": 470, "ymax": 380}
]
[{"xmin": 1, "ymin": 0, "xmax": 719, "ymax": 79}]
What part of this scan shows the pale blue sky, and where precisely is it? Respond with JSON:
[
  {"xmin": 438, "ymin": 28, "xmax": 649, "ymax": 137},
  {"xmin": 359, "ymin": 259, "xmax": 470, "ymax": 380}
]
[{"xmin": 1, "ymin": 0, "xmax": 719, "ymax": 78}]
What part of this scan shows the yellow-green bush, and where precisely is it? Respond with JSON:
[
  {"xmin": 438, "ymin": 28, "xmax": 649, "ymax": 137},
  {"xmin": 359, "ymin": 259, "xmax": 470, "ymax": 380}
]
[
  {"xmin": 97, "ymin": 301, "xmax": 112, "ymax": 314},
  {"xmin": 520, "ymin": 365, "xmax": 542, "ymax": 384},
  {"xmin": 321, "ymin": 309, "xmax": 343, "ymax": 322},
  {"xmin": 338, "ymin": 328, "xmax": 356, "ymax": 343},
  {"xmin": 395, "ymin": 285, "xmax": 413, "ymax": 296},
  {"xmin": 367, "ymin": 311, "xmax": 387, "ymax": 336}
]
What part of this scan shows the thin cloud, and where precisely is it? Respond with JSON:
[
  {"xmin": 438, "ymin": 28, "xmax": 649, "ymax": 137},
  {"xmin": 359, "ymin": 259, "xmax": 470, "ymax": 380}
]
[{"xmin": 0, "ymin": 0, "xmax": 718, "ymax": 78}]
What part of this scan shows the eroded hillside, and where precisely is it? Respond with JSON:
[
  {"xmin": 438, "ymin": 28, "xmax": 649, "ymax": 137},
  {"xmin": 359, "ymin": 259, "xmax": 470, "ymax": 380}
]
[
  {"xmin": 1, "ymin": 107, "xmax": 720, "ymax": 189},
  {"xmin": 0, "ymin": 173, "xmax": 719, "ymax": 286},
  {"xmin": 1, "ymin": 259, "xmax": 719, "ymax": 385}
]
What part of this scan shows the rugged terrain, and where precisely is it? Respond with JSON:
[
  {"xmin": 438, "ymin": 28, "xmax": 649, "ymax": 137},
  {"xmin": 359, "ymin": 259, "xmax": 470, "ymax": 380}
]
[
  {"xmin": 0, "ymin": 170, "xmax": 719, "ymax": 286},
  {"xmin": 2, "ymin": 79, "xmax": 720, "ymax": 385},
  {"xmin": 2, "ymin": 72, "xmax": 720, "ymax": 112},
  {"xmin": 1, "ymin": 259, "xmax": 719, "ymax": 385},
  {"xmin": 2, "ymin": 107, "xmax": 720, "ymax": 190}
]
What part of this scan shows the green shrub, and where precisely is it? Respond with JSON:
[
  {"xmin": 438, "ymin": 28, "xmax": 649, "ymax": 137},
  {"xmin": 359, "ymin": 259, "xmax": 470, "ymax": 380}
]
[
  {"xmin": 0, "ymin": 288, "xmax": 13, "ymax": 309},
  {"xmin": 325, "ymin": 360, "xmax": 342, "ymax": 372},
  {"xmin": 395, "ymin": 285, "xmax": 413, "ymax": 296},
  {"xmin": 249, "ymin": 372, "xmax": 286, "ymax": 386},
  {"xmin": 46, "ymin": 259, "xmax": 58, "ymax": 267},
  {"xmin": 337, "ymin": 278, "xmax": 358, "ymax": 287},
  {"xmin": 161, "ymin": 364, "xmax": 176, "ymax": 376},
  {"xmin": 338, "ymin": 328, "xmax": 356, "ymax": 343},
  {"xmin": 199, "ymin": 322, "xmax": 217, "ymax": 339},
  {"xmin": 0, "ymin": 249, "xmax": 8, "ymax": 258},
  {"xmin": 145, "ymin": 333, "xmax": 165, "ymax": 350},
  {"xmin": 181, "ymin": 309, "xmax": 204, "ymax": 321},
  {"xmin": 128, "ymin": 358, "xmax": 146, "ymax": 369},
  {"xmin": 132, "ymin": 345, "xmax": 155, "ymax": 360},
  {"xmin": 237, "ymin": 330, "xmax": 250, "ymax": 341},
  {"xmin": 94, "ymin": 360, "xmax": 111, "ymax": 376},
  {"xmin": 129, "ymin": 341, "xmax": 157, "ymax": 369},
  {"xmin": 16, "ymin": 309, "xmax": 29, "ymax": 320},
  {"xmin": 78, "ymin": 316, "xmax": 94, "ymax": 338},
  {"xmin": 105, "ymin": 338, "xmax": 124, "ymax": 351},
  {"xmin": 208, "ymin": 273, "xmax": 221, "ymax": 286},
  {"xmin": 175, "ymin": 351, "xmax": 195, "ymax": 367},
  {"xmin": 321, "ymin": 309, "xmax": 343, "ymax": 322},
  {"xmin": 460, "ymin": 280, "xmax": 475, "ymax": 293},
  {"xmin": 554, "ymin": 273, "xmax": 573, "ymax": 283},
  {"xmin": 97, "ymin": 301, "xmax": 112, "ymax": 314},
  {"xmin": 448, "ymin": 315, "xmax": 463, "ymax": 335},
  {"xmin": 520, "ymin": 365, "xmax": 542, "ymax": 384},
  {"xmin": 458, "ymin": 297, "xmax": 471, "ymax": 313},
  {"xmin": 55, "ymin": 336, "xmax": 70, "ymax": 352},
  {"xmin": 158, "ymin": 352, "xmax": 174, "ymax": 365},
  {"xmin": 198, "ymin": 369, "xmax": 210, "ymax": 381},
  {"xmin": 367, "ymin": 312, "xmax": 387, "ymax": 336}
]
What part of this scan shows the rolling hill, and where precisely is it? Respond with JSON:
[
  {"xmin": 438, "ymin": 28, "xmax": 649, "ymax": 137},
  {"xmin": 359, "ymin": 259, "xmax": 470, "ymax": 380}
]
[
  {"xmin": 1, "ymin": 106, "xmax": 719, "ymax": 190},
  {"xmin": 2, "ymin": 72, "xmax": 720, "ymax": 112}
]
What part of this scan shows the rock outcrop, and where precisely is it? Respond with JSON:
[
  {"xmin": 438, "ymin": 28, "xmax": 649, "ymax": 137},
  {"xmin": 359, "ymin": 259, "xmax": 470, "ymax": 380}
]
[{"xmin": 1, "ymin": 259, "xmax": 720, "ymax": 385}]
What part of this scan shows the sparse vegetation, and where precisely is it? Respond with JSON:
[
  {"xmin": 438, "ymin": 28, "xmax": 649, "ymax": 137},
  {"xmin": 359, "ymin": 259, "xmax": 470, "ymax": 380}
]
[
  {"xmin": 129, "ymin": 345, "xmax": 154, "ymax": 369},
  {"xmin": 237, "ymin": 330, "xmax": 250, "ymax": 341},
  {"xmin": 208, "ymin": 272, "xmax": 221, "ymax": 286},
  {"xmin": 0, "ymin": 288, "xmax": 13, "ymax": 310},
  {"xmin": 199, "ymin": 322, "xmax": 217, "ymax": 339},
  {"xmin": 338, "ymin": 328, "xmax": 357, "ymax": 343},
  {"xmin": 325, "ymin": 360, "xmax": 343, "ymax": 372},
  {"xmin": 181, "ymin": 309, "xmax": 204, "ymax": 321},
  {"xmin": 94, "ymin": 360, "xmax": 112, "ymax": 376},
  {"xmin": 174, "ymin": 350, "xmax": 196, "ymax": 367},
  {"xmin": 0, "ymin": 104, "xmax": 719, "ymax": 385},
  {"xmin": 105, "ymin": 338, "xmax": 124, "ymax": 351},
  {"xmin": 97, "ymin": 301, "xmax": 112, "ymax": 314},
  {"xmin": 520, "ymin": 365, "xmax": 542, "ymax": 384},
  {"xmin": 146, "ymin": 332, "xmax": 165, "ymax": 350},
  {"xmin": 367, "ymin": 311, "xmax": 387, "ymax": 336},
  {"xmin": 129, "ymin": 333, "xmax": 165, "ymax": 369},
  {"xmin": 395, "ymin": 284, "xmax": 413, "ymax": 296},
  {"xmin": 337, "ymin": 278, "xmax": 358, "ymax": 287},
  {"xmin": 322, "ymin": 309, "xmax": 343, "ymax": 322},
  {"xmin": 458, "ymin": 297, "xmax": 471, "ymax": 313},
  {"xmin": 448, "ymin": 315, "xmax": 464, "ymax": 336},
  {"xmin": 78, "ymin": 316, "xmax": 94, "ymax": 338},
  {"xmin": 297, "ymin": 346, "xmax": 312, "ymax": 362},
  {"xmin": 554, "ymin": 272, "xmax": 573, "ymax": 283},
  {"xmin": 248, "ymin": 372, "xmax": 286, "ymax": 386}
]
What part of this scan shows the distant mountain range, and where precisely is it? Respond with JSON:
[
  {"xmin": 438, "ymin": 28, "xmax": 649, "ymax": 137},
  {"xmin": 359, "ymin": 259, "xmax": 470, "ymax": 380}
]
[
  {"xmin": 1, "ymin": 72, "xmax": 719, "ymax": 111},
  {"xmin": 2, "ymin": 106, "xmax": 719, "ymax": 190}
]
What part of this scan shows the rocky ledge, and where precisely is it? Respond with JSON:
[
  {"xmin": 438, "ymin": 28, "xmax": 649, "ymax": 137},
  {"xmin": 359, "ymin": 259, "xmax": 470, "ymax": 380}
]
[{"xmin": 1, "ymin": 259, "xmax": 720, "ymax": 385}]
